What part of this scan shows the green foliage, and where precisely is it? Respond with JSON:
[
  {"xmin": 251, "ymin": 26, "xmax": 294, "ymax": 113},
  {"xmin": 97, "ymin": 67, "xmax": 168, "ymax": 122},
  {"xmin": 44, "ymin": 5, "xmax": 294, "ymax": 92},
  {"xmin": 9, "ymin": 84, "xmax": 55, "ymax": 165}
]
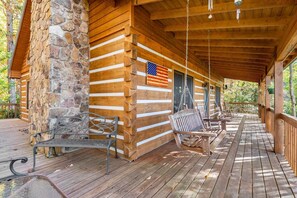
[
  {"xmin": 0, "ymin": 0, "xmax": 24, "ymax": 103},
  {"xmin": 283, "ymin": 60, "xmax": 297, "ymax": 116},
  {"xmin": 223, "ymin": 79, "xmax": 258, "ymax": 103},
  {"xmin": 0, "ymin": 108, "xmax": 20, "ymax": 119}
]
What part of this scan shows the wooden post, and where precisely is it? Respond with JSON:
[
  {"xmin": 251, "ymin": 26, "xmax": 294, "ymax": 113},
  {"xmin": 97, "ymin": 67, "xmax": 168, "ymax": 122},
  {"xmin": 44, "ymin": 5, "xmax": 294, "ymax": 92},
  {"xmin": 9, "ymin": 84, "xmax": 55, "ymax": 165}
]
[
  {"xmin": 274, "ymin": 61, "xmax": 284, "ymax": 154},
  {"xmin": 265, "ymin": 76, "xmax": 271, "ymax": 133},
  {"xmin": 260, "ymin": 80, "xmax": 265, "ymax": 123},
  {"xmin": 258, "ymin": 82, "xmax": 261, "ymax": 118}
]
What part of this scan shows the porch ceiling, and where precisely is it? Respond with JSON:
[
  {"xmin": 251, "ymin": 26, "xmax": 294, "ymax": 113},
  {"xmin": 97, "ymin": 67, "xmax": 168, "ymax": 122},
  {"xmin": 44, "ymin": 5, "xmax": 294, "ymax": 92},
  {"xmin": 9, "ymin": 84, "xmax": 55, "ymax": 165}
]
[{"xmin": 137, "ymin": 0, "xmax": 297, "ymax": 82}]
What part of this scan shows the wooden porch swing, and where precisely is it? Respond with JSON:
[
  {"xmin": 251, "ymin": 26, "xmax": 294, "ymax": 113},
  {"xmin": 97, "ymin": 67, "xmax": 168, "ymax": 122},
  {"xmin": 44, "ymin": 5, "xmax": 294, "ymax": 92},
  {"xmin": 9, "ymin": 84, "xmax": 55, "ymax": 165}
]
[{"xmin": 168, "ymin": 0, "xmax": 226, "ymax": 155}]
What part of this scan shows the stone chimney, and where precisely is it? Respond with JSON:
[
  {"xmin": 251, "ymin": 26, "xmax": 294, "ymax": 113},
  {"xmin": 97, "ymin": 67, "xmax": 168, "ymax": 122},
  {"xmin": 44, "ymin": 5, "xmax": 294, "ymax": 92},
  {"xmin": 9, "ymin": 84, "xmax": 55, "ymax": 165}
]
[{"xmin": 29, "ymin": 0, "xmax": 89, "ymax": 145}]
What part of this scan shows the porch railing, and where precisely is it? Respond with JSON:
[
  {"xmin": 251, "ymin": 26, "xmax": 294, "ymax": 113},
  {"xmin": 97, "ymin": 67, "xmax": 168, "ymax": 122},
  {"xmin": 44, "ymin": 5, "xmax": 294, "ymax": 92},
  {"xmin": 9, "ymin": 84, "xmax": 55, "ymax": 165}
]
[
  {"xmin": 0, "ymin": 103, "xmax": 20, "ymax": 119},
  {"xmin": 280, "ymin": 113, "xmax": 297, "ymax": 175},
  {"xmin": 260, "ymin": 105, "xmax": 297, "ymax": 176},
  {"xmin": 227, "ymin": 102, "xmax": 258, "ymax": 114}
]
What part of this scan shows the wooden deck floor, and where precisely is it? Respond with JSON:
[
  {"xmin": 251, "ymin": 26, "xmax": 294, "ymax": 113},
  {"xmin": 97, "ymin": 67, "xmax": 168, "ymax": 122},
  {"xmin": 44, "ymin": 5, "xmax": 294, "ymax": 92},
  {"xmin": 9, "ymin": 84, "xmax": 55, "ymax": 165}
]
[{"xmin": 0, "ymin": 115, "xmax": 297, "ymax": 197}]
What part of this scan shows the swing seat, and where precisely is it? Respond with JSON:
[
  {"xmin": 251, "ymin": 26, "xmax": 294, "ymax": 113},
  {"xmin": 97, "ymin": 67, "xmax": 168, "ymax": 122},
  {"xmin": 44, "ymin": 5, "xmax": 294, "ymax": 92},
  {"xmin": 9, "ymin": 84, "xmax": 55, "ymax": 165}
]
[{"xmin": 169, "ymin": 109, "xmax": 226, "ymax": 155}]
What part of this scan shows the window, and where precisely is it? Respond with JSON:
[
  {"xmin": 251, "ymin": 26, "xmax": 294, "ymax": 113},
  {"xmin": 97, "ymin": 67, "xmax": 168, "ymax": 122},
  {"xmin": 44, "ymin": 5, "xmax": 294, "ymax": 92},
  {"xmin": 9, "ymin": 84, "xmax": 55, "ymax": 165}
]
[
  {"xmin": 173, "ymin": 71, "xmax": 193, "ymax": 113},
  {"xmin": 215, "ymin": 86, "xmax": 221, "ymax": 106},
  {"xmin": 26, "ymin": 81, "xmax": 30, "ymax": 109},
  {"xmin": 204, "ymin": 84, "xmax": 209, "ymax": 117}
]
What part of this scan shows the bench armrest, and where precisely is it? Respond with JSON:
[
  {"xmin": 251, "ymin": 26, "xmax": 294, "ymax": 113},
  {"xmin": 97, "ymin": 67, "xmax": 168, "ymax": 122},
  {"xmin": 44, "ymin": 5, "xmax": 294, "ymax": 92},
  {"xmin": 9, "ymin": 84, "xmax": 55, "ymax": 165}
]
[
  {"xmin": 174, "ymin": 130, "xmax": 217, "ymax": 137},
  {"xmin": 0, "ymin": 157, "xmax": 28, "ymax": 179}
]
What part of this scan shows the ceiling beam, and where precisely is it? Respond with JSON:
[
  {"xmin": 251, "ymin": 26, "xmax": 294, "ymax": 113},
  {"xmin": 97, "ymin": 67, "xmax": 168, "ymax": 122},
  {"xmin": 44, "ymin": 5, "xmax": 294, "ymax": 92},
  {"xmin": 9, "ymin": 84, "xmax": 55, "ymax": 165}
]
[
  {"xmin": 150, "ymin": 0, "xmax": 297, "ymax": 20},
  {"xmin": 165, "ymin": 17, "xmax": 289, "ymax": 32},
  {"xmin": 188, "ymin": 40, "xmax": 277, "ymax": 48},
  {"xmin": 175, "ymin": 31, "xmax": 281, "ymax": 40},
  {"xmin": 218, "ymin": 74, "xmax": 260, "ymax": 82},
  {"xmin": 210, "ymin": 64, "xmax": 266, "ymax": 70},
  {"xmin": 134, "ymin": 0, "xmax": 163, "ymax": 5},
  {"xmin": 277, "ymin": 10, "xmax": 297, "ymax": 61},
  {"xmin": 215, "ymin": 70, "xmax": 265, "ymax": 76},
  {"xmin": 216, "ymin": 69, "xmax": 263, "ymax": 76},
  {"xmin": 195, "ymin": 52, "xmax": 272, "ymax": 61},
  {"xmin": 190, "ymin": 47, "xmax": 275, "ymax": 55},
  {"xmin": 202, "ymin": 61, "xmax": 268, "ymax": 69},
  {"xmin": 200, "ymin": 57, "xmax": 269, "ymax": 65},
  {"xmin": 211, "ymin": 66, "xmax": 266, "ymax": 72},
  {"xmin": 210, "ymin": 61, "xmax": 266, "ymax": 67}
]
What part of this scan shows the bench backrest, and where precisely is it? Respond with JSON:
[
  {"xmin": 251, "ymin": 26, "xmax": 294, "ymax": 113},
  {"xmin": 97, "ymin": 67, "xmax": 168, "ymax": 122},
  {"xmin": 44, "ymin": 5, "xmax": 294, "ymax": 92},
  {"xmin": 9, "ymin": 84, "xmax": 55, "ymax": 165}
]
[
  {"xmin": 52, "ymin": 112, "xmax": 118, "ymax": 139},
  {"xmin": 88, "ymin": 113, "xmax": 119, "ymax": 136},
  {"xmin": 169, "ymin": 109, "xmax": 204, "ymax": 132}
]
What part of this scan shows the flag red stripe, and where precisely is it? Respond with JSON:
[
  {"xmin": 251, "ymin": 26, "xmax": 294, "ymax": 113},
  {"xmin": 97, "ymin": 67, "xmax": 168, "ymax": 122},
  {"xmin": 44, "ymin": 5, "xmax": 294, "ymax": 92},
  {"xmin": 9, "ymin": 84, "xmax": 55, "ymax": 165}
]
[{"xmin": 147, "ymin": 75, "xmax": 168, "ymax": 82}]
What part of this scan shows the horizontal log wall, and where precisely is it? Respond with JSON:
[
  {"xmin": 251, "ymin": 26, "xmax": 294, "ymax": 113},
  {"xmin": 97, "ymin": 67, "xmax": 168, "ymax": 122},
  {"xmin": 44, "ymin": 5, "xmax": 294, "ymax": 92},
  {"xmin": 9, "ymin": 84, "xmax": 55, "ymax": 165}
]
[
  {"xmin": 88, "ymin": 0, "xmax": 133, "ymax": 157},
  {"xmin": 194, "ymin": 78, "xmax": 205, "ymax": 109},
  {"xmin": 20, "ymin": 47, "xmax": 30, "ymax": 122},
  {"xmin": 132, "ymin": 6, "xmax": 223, "ymax": 158}
]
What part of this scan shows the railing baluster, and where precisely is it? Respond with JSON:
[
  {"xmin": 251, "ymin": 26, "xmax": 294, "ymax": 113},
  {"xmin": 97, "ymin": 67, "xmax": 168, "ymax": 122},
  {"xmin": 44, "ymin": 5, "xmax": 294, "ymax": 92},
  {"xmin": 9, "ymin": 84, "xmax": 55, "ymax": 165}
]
[
  {"xmin": 0, "ymin": 103, "xmax": 19, "ymax": 119},
  {"xmin": 279, "ymin": 113, "xmax": 297, "ymax": 176}
]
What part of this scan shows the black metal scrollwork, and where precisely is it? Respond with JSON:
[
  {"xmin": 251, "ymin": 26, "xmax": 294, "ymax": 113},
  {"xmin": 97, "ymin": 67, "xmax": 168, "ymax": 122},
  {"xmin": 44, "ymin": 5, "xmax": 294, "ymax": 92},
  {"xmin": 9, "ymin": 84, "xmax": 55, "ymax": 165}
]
[{"xmin": 0, "ymin": 157, "xmax": 28, "ymax": 180}]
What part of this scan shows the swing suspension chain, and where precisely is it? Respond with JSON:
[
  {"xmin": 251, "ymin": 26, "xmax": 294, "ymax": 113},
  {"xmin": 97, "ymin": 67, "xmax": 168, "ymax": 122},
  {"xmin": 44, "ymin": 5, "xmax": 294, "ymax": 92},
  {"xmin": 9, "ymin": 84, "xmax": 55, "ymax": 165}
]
[
  {"xmin": 178, "ymin": 0, "xmax": 197, "ymax": 111},
  {"xmin": 208, "ymin": 29, "xmax": 211, "ymax": 118},
  {"xmin": 183, "ymin": 0, "xmax": 190, "ymax": 108}
]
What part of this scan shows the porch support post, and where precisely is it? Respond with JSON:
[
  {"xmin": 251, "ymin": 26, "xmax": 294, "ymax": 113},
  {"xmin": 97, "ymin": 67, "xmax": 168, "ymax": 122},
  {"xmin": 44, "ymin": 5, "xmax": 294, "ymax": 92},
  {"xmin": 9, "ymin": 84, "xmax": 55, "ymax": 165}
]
[
  {"xmin": 274, "ymin": 61, "xmax": 284, "ymax": 154},
  {"xmin": 265, "ymin": 76, "xmax": 271, "ymax": 133},
  {"xmin": 257, "ymin": 82, "xmax": 261, "ymax": 118},
  {"xmin": 260, "ymin": 80, "xmax": 265, "ymax": 123}
]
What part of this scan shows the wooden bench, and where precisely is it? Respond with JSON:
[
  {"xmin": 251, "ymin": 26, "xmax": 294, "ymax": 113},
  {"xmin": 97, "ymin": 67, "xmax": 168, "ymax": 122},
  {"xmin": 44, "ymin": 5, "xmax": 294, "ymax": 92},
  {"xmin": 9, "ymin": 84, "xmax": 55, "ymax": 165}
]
[
  {"xmin": 32, "ymin": 112, "xmax": 119, "ymax": 174},
  {"xmin": 169, "ymin": 109, "xmax": 226, "ymax": 155}
]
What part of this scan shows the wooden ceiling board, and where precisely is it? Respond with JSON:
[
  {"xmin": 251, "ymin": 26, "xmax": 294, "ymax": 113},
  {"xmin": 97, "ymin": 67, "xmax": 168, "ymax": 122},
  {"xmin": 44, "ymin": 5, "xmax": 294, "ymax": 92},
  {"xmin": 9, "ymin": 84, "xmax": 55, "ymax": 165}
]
[{"xmin": 137, "ymin": 0, "xmax": 297, "ymax": 82}]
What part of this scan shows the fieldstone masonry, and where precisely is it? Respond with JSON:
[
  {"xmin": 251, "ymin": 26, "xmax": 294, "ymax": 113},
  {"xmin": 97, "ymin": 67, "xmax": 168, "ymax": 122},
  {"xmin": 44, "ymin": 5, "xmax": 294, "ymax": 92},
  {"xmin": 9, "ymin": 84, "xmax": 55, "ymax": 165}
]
[{"xmin": 29, "ymin": 0, "xmax": 89, "ymax": 149}]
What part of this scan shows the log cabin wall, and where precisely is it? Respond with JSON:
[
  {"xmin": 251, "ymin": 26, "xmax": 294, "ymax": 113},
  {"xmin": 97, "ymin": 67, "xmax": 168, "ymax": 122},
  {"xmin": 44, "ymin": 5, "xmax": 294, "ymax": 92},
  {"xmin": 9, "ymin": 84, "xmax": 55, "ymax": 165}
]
[
  {"xmin": 20, "ymin": 47, "xmax": 30, "ymax": 122},
  {"xmin": 88, "ymin": 0, "xmax": 134, "ymax": 157},
  {"xmin": 88, "ymin": 0, "xmax": 223, "ymax": 160},
  {"xmin": 131, "ymin": 6, "xmax": 224, "ymax": 158}
]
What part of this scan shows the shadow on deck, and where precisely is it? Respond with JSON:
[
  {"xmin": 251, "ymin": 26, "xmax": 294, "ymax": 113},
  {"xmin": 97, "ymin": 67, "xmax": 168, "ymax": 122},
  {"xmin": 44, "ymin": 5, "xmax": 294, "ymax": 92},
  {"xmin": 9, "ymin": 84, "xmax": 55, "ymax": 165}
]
[{"xmin": 0, "ymin": 115, "xmax": 296, "ymax": 197}]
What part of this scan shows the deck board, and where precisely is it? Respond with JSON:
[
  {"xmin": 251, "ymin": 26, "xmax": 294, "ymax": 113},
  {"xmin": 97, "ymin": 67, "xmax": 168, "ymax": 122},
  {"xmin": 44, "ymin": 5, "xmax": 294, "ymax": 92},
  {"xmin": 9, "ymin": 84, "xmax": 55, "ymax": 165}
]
[{"xmin": 0, "ymin": 116, "xmax": 296, "ymax": 198}]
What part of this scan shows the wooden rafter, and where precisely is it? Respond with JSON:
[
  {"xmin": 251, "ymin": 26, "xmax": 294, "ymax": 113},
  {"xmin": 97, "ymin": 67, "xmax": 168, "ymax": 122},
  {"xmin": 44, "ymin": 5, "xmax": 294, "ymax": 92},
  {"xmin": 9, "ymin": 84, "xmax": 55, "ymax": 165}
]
[
  {"xmin": 165, "ymin": 17, "xmax": 290, "ymax": 32},
  {"xmin": 134, "ymin": 0, "xmax": 163, "ymax": 5},
  {"xmin": 277, "ymin": 10, "xmax": 297, "ymax": 61},
  {"xmin": 216, "ymin": 70, "xmax": 263, "ymax": 76},
  {"xmin": 188, "ymin": 40, "xmax": 276, "ymax": 48},
  {"xmin": 210, "ymin": 62, "xmax": 266, "ymax": 70},
  {"xmin": 190, "ymin": 47, "xmax": 275, "ymax": 55},
  {"xmin": 195, "ymin": 52, "xmax": 272, "ymax": 61},
  {"xmin": 211, "ymin": 65, "xmax": 266, "ymax": 72},
  {"xmin": 200, "ymin": 57, "xmax": 269, "ymax": 65},
  {"xmin": 150, "ymin": 0, "xmax": 297, "ymax": 20},
  {"xmin": 175, "ymin": 31, "xmax": 281, "ymax": 40},
  {"xmin": 216, "ymin": 75, "xmax": 260, "ymax": 82},
  {"xmin": 214, "ymin": 70, "xmax": 265, "ymax": 76}
]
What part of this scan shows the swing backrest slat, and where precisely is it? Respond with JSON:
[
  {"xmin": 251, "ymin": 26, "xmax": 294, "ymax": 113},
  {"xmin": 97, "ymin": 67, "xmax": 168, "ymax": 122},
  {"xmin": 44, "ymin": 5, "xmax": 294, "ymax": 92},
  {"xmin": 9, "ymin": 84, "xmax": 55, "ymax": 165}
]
[{"xmin": 169, "ymin": 109, "xmax": 204, "ymax": 132}]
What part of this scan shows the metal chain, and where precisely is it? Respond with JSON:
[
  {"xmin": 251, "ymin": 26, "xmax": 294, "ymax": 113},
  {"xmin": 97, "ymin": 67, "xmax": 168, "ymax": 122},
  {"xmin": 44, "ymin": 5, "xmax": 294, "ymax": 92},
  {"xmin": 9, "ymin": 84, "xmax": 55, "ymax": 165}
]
[
  {"xmin": 183, "ymin": 0, "xmax": 190, "ymax": 107},
  {"xmin": 208, "ymin": 30, "xmax": 211, "ymax": 118}
]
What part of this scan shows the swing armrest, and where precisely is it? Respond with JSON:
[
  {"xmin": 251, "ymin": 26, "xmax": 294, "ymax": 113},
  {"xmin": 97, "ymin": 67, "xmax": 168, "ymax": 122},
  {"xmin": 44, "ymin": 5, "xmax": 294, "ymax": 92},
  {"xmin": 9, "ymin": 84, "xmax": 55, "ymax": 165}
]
[{"xmin": 174, "ymin": 130, "xmax": 217, "ymax": 137}]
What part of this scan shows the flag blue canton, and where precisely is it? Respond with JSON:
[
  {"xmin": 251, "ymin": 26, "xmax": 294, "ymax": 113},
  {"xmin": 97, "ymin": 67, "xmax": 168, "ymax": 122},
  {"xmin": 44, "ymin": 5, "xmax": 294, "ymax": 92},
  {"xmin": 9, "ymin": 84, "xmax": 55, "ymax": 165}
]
[{"xmin": 147, "ymin": 62, "xmax": 157, "ymax": 75}]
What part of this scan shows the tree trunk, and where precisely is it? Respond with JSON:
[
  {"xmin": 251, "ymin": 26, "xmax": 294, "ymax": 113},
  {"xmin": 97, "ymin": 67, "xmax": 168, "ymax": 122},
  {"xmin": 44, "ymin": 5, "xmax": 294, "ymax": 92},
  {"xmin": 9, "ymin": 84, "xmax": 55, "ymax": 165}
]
[
  {"xmin": 289, "ymin": 64, "xmax": 296, "ymax": 116},
  {"xmin": 6, "ymin": 3, "xmax": 17, "ymax": 104}
]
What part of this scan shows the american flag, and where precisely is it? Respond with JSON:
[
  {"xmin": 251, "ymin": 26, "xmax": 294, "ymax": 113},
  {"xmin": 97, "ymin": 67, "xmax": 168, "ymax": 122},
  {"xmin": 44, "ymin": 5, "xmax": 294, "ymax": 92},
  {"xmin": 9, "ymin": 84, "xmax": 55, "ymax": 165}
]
[{"xmin": 147, "ymin": 61, "xmax": 168, "ymax": 87}]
